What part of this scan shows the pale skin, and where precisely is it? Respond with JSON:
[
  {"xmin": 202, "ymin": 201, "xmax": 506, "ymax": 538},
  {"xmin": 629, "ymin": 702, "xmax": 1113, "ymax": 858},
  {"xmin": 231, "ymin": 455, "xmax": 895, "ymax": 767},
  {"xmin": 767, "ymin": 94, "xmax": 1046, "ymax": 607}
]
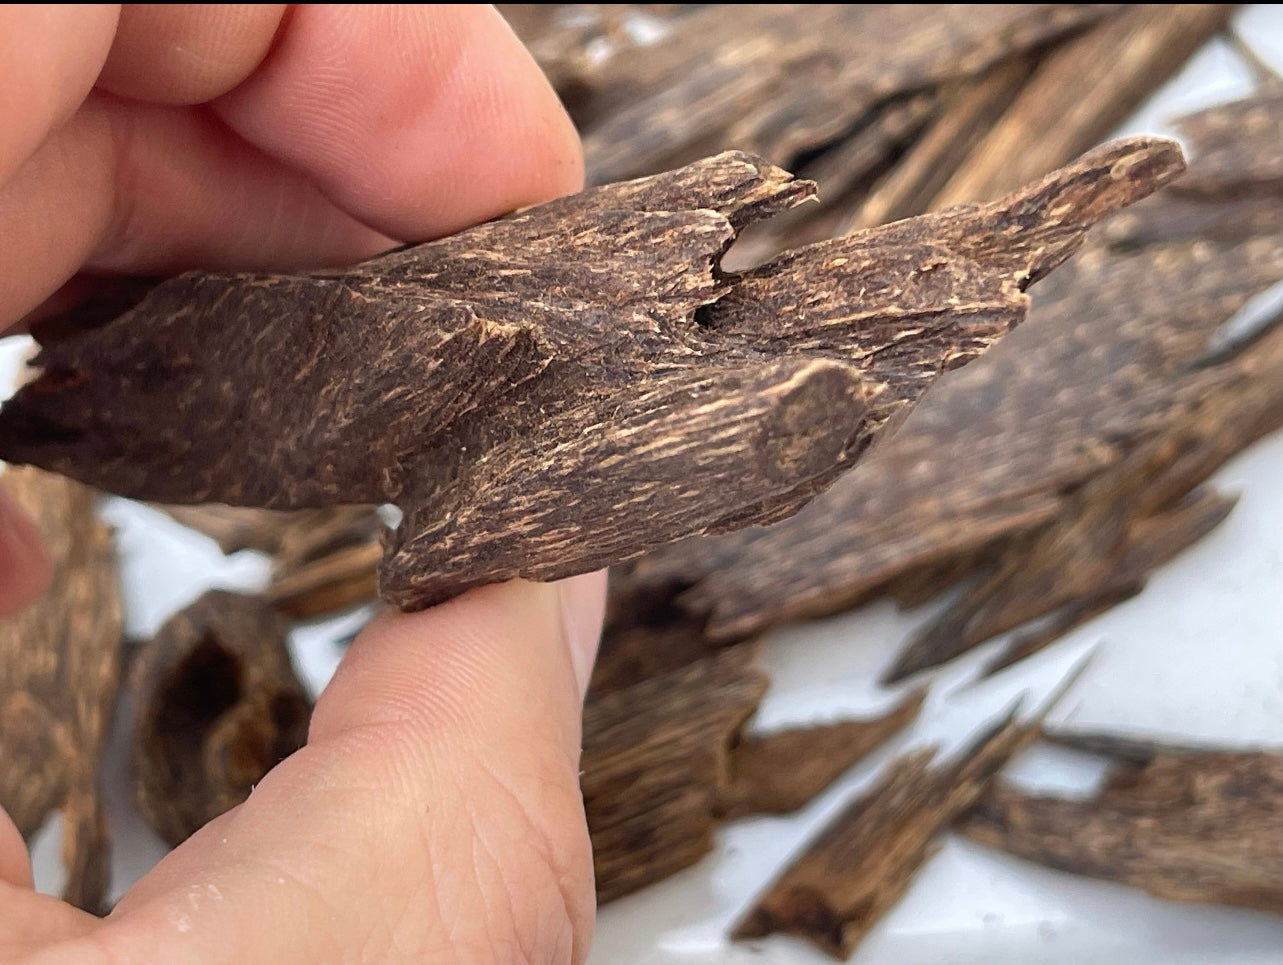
[{"xmin": 0, "ymin": 5, "xmax": 608, "ymax": 963}]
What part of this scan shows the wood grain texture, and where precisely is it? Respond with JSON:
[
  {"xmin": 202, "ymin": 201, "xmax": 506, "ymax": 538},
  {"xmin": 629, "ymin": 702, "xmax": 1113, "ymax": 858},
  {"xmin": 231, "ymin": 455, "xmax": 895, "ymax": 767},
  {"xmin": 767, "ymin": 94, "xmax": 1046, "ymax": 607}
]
[
  {"xmin": 583, "ymin": 649, "xmax": 924, "ymax": 903},
  {"xmin": 732, "ymin": 707, "xmax": 1035, "ymax": 959},
  {"xmin": 932, "ymin": 4, "xmax": 1234, "ymax": 208},
  {"xmin": 0, "ymin": 142, "xmax": 1181, "ymax": 611},
  {"xmin": 960, "ymin": 739, "xmax": 1283, "ymax": 914},
  {"xmin": 583, "ymin": 646, "xmax": 766, "ymax": 904},
  {"xmin": 611, "ymin": 91, "xmax": 1283, "ymax": 675},
  {"xmin": 717, "ymin": 689, "xmax": 926, "ymax": 820},
  {"xmin": 550, "ymin": 4, "xmax": 1119, "ymax": 185},
  {"xmin": 130, "ymin": 590, "xmax": 311, "ymax": 846},
  {"xmin": 0, "ymin": 467, "xmax": 122, "ymax": 912}
]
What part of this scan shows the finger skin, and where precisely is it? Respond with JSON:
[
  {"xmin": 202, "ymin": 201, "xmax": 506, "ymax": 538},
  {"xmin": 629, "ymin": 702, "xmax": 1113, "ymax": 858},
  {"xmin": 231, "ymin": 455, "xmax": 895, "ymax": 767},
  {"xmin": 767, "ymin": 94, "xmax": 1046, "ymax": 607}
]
[
  {"xmin": 214, "ymin": 4, "xmax": 584, "ymax": 240},
  {"xmin": 0, "ymin": 5, "xmax": 119, "ymax": 186},
  {"xmin": 0, "ymin": 93, "xmax": 392, "ymax": 326},
  {"xmin": 61, "ymin": 578, "xmax": 604, "ymax": 965},
  {"xmin": 0, "ymin": 484, "xmax": 51, "ymax": 617},
  {"xmin": 0, "ymin": 6, "xmax": 600, "ymax": 961},
  {"xmin": 1, "ymin": 6, "xmax": 582, "ymax": 327},
  {"xmin": 0, "ymin": 808, "xmax": 34, "ymax": 890},
  {"xmin": 97, "ymin": 4, "xmax": 288, "ymax": 104}
]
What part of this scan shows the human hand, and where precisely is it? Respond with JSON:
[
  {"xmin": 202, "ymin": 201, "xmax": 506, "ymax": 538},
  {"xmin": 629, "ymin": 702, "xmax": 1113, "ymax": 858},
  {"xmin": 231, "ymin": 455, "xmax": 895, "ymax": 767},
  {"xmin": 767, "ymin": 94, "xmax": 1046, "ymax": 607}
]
[{"xmin": 1, "ymin": 6, "xmax": 604, "ymax": 963}]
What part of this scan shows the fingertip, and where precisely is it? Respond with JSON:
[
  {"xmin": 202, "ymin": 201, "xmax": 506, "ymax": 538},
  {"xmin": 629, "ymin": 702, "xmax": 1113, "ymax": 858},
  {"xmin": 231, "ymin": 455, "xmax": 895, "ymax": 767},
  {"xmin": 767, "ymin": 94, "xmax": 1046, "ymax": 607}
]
[
  {"xmin": 310, "ymin": 578, "xmax": 585, "ymax": 750},
  {"xmin": 559, "ymin": 570, "xmax": 608, "ymax": 698},
  {"xmin": 0, "ymin": 807, "xmax": 34, "ymax": 890},
  {"xmin": 213, "ymin": 4, "xmax": 585, "ymax": 241},
  {"xmin": 0, "ymin": 4, "xmax": 119, "ymax": 186}
]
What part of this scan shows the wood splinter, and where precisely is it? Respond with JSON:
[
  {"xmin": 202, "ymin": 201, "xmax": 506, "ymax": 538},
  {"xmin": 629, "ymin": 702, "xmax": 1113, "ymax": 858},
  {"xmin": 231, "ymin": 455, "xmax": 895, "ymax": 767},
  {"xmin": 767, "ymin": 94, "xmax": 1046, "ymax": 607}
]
[
  {"xmin": 959, "ymin": 730, "xmax": 1283, "ymax": 915},
  {"xmin": 0, "ymin": 141, "xmax": 1183, "ymax": 611},
  {"xmin": 731, "ymin": 705, "xmax": 1036, "ymax": 960},
  {"xmin": 0, "ymin": 466, "xmax": 122, "ymax": 914}
]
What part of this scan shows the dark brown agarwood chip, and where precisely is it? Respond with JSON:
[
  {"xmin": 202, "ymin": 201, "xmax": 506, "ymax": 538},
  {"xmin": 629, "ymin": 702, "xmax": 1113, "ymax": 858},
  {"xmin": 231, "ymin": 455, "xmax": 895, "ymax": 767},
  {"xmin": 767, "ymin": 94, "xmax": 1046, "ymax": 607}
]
[
  {"xmin": 732, "ymin": 706, "xmax": 1035, "ymax": 960},
  {"xmin": 882, "ymin": 313, "xmax": 1283, "ymax": 683},
  {"xmin": 931, "ymin": 4, "xmax": 1234, "ymax": 208},
  {"xmin": 583, "ymin": 648, "xmax": 925, "ymax": 904},
  {"xmin": 263, "ymin": 540, "xmax": 383, "ymax": 620},
  {"xmin": 130, "ymin": 591, "xmax": 311, "ymax": 847},
  {"xmin": 980, "ymin": 486, "xmax": 1238, "ymax": 677},
  {"xmin": 851, "ymin": 56, "xmax": 1035, "ymax": 230},
  {"xmin": 160, "ymin": 504, "xmax": 380, "ymax": 561},
  {"xmin": 959, "ymin": 743, "xmax": 1283, "ymax": 914},
  {"xmin": 717, "ymin": 688, "xmax": 926, "ymax": 820},
  {"xmin": 0, "ymin": 142, "xmax": 1181, "ymax": 611},
  {"xmin": 583, "ymin": 646, "xmax": 768, "ymax": 904},
  {"xmin": 1170, "ymin": 89, "xmax": 1283, "ymax": 197},
  {"xmin": 571, "ymin": 5, "xmax": 1118, "ymax": 185},
  {"xmin": 611, "ymin": 93, "xmax": 1283, "ymax": 667},
  {"xmin": 0, "ymin": 467, "xmax": 122, "ymax": 913},
  {"xmin": 616, "ymin": 230, "xmax": 1283, "ymax": 654}
]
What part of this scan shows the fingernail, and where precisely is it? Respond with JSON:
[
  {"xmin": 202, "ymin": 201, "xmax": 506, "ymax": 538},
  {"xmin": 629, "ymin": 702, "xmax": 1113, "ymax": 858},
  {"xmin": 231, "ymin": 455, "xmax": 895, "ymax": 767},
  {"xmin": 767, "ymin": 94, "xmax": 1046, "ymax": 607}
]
[{"xmin": 558, "ymin": 570, "xmax": 608, "ymax": 698}]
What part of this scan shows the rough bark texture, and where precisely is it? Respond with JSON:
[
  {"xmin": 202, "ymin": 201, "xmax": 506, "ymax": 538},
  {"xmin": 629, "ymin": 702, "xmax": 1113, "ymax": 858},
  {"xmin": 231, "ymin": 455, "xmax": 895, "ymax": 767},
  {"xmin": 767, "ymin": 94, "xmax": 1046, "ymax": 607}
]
[
  {"xmin": 931, "ymin": 4, "xmax": 1235, "ymax": 208},
  {"xmin": 583, "ymin": 646, "xmax": 767, "ymax": 904},
  {"xmin": 582, "ymin": 648, "xmax": 924, "ymax": 904},
  {"xmin": 130, "ymin": 590, "xmax": 311, "ymax": 847},
  {"xmin": 718, "ymin": 688, "xmax": 926, "ymax": 820},
  {"xmin": 610, "ymin": 91, "xmax": 1283, "ymax": 679},
  {"xmin": 960, "ymin": 737, "xmax": 1283, "ymax": 915},
  {"xmin": 506, "ymin": 5, "xmax": 1220, "ymax": 260},
  {"xmin": 0, "ymin": 467, "xmax": 122, "ymax": 913},
  {"xmin": 513, "ymin": 4, "xmax": 1119, "ymax": 185},
  {"xmin": 0, "ymin": 141, "xmax": 1181, "ymax": 612},
  {"xmin": 732, "ymin": 706, "xmax": 1036, "ymax": 959}
]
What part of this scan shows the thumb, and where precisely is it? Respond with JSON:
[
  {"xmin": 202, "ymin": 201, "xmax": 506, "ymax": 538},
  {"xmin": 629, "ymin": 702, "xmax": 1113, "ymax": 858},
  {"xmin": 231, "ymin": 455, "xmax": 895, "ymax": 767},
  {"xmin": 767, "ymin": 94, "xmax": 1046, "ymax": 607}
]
[{"xmin": 88, "ymin": 573, "xmax": 606, "ymax": 965}]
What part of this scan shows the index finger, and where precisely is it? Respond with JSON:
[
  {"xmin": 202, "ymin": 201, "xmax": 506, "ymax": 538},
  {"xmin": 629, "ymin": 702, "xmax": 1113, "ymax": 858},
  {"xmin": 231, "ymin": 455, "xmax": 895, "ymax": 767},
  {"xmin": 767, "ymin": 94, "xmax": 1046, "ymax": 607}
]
[{"xmin": 212, "ymin": 4, "xmax": 584, "ymax": 241}]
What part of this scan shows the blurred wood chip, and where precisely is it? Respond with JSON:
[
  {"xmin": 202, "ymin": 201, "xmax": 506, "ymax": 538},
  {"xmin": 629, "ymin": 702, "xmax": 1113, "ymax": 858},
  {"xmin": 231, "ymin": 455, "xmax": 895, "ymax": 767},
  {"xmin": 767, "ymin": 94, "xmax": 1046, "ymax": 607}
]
[
  {"xmin": 130, "ymin": 590, "xmax": 311, "ymax": 847},
  {"xmin": 0, "ymin": 467, "xmax": 122, "ymax": 913},
  {"xmin": 960, "ymin": 731, "xmax": 1283, "ymax": 914},
  {"xmin": 583, "ymin": 647, "xmax": 924, "ymax": 903},
  {"xmin": 732, "ymin": 704, "xmax": 1038, "ymax": 959}
]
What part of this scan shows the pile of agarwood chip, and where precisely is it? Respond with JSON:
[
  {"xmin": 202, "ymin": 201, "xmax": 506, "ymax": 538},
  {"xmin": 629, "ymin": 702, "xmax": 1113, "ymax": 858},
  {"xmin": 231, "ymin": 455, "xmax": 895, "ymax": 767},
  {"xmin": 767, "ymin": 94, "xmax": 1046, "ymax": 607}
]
[{"xmin": 2, "ymin": 5, "xmax": 1282, "ymax": 959}]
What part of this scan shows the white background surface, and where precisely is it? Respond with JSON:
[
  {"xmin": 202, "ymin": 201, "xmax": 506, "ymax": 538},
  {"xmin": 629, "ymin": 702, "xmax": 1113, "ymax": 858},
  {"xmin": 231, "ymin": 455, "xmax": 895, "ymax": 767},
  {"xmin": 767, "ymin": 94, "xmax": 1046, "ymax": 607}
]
[{"xmin": 5, "ymin": 7, "xmax": 1283, "ymax": 963}]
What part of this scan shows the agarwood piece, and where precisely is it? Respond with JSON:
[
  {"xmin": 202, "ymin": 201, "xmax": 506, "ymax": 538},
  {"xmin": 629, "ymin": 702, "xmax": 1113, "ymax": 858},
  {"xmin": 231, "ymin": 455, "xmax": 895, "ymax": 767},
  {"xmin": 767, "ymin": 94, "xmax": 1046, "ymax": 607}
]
[
  {"xmin": 610, "ymin": 92, "xmax": 1283, "ymax": 663},
  {"xmin": 981, "ymin": 486, "xmax": 1238, "ymax": 676},
  {"xmin": 959, "ymin": 741, "xmax": 1283, "ymax": 914},
  {"xmin": 852, "ymin": 56, "xmax": 1036, "ymax": 229},
  {"xmin": 574, "ymin": 5, "xmax": 1117, "ymax": 185},
  {"xmin": 583, "ymin": 646, "xmax": 767, "ymax": 903},
  {"xmin": 263, "ymin": 540, "xmax": 383, "ymax": 620},
  {"xmin": 932, "ymin": 4, "xmax": 1234, "ymax": 208},
  {"xmin": 130, "ymin": 590, "xmax": 311, "ymax": 846},
  {"xmin": 0, "ymin": 141, "xmax": 1181, "ymax": 611},
  {"xmin": 0, "ymin": 467, "xmax": 122, "ymax": 913},
  {"xmin": 1171, "ymin": 89, "xmax": 1283, "ymax": 197},
  {"xmin": 883, "ymin": 314, "xmax": 1283, "ymax": 683},
  {"xmin": 160, "ymin": 505, "xmax": 378, "ymax": 559},
  {"xmin": 732, "ymin": 707, "xmax": 1034, "ymax": 959},
  {"xmin": 717, "ymin": 689, "xmax": 926, "ymax": 819},
  {"xmin": 583, "ymin": 648, "xmax": 925, "ymax": 903}
]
